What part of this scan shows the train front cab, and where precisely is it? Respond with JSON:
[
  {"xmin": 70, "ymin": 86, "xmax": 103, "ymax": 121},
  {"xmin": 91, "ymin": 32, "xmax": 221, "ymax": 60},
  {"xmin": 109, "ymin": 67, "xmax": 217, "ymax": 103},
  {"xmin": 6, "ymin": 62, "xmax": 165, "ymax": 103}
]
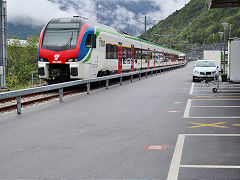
[{"xmin": 38, "ymin": 19, "xmax": 98, "ymax": 83}]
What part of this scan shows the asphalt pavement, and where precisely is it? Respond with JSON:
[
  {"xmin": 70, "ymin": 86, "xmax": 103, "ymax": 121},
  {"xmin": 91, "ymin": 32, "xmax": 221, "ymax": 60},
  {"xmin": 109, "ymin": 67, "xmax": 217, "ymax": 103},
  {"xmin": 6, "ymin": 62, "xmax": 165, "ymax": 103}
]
[{"xmin": 1, "ymin": 61, "xmax": 240, "ymax": 180}]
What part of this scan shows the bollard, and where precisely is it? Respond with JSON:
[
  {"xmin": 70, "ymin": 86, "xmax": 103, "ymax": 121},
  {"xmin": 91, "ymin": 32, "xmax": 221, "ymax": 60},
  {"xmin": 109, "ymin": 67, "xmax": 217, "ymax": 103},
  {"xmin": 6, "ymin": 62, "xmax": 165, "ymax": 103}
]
[
  {"xmin": 151, "ymin": 71, "xmax": 153, "ymax": 76},
  {"xmin": 139, "ymin": 73, "xmax": 141, "ymax": 80},
  {"xmin": 87, "ymin": 82, "xmax": 90, "ymax": 94},
  {"xmin": 17, "ymin": 96, "xmax": 21, "ymax": 114},
  {"xmin": 106, "ymin": 79, "xmax": 109, "ymax": 89},
  {"xmin": 120, "ymin": 77, "xmax": 122, "ymax": 85},
  {"xmin": 59, "ymin": 88, "xmax": 63, "ymax": 102},
  {"xmin": 131, "ymin": 75, "xmax": 133, "ymax": 83},
  {"xmin": 145, "ymin": 72, "xmax": 147, "ymax": 78}
]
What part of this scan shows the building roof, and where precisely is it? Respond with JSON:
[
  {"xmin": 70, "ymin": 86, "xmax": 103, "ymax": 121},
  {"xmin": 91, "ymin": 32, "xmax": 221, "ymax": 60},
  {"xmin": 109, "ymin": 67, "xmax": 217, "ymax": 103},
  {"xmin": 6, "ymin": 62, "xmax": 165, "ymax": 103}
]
[{"xmin": 209, "ymin": 0, "xmax": 240, "ymax": 9}]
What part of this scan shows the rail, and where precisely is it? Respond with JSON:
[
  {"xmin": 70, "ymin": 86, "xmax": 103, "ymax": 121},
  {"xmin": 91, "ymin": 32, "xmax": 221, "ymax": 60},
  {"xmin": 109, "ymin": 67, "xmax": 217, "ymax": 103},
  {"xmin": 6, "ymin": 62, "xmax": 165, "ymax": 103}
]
[{"xmin": 0, "ymin": 62, "xmax": 187, "ymax": 114}]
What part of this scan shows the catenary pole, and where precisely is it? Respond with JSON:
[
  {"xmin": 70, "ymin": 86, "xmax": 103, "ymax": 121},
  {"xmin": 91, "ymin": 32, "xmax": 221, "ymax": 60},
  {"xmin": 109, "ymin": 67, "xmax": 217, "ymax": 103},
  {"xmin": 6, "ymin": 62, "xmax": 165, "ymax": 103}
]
[
  {"xmin": 144, "ymin": 16, "xmax": 146, "ymax": 39},
  {"xmin": 0, "ymin": 0, "xmax": 7, "ymax": 89}
]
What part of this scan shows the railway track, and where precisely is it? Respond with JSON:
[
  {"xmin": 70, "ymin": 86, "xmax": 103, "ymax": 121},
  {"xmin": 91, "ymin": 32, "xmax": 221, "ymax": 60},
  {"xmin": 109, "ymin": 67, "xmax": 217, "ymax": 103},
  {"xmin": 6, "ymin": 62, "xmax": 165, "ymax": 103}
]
[{"xmin": 0, "ymin": 81, "xmax": 110, "ymax": 114}]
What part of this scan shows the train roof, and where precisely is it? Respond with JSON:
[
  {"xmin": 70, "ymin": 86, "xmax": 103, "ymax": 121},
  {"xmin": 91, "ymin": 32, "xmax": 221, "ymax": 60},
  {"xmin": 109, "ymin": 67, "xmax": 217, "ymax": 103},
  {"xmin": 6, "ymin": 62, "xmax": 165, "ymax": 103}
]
[{"xmin": 48, "ymin": 17, "xmax": 185, "ymax": 54}]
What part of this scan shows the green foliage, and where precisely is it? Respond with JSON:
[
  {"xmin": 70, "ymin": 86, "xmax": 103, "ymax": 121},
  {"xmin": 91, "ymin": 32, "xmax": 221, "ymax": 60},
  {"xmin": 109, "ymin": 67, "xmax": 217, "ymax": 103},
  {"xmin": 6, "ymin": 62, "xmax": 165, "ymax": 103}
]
[
  {"xmin": 6, "ymin": 74, "xmax": 19, "ymax": 87},
  {"xmin": 142, "ymin": 0, "xmax": 240, "ymax": 52},
  {"xmin": 6, "ymin": 36, "xmax": 39, "ymax": 89}
]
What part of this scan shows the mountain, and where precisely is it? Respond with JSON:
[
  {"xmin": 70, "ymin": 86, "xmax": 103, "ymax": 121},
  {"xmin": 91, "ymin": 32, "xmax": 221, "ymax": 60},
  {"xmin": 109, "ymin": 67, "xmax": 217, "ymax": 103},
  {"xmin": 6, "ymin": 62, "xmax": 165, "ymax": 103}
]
[
  {"xmin": 7, "ymin": 23, "xmax": 43, "ymax": 39},
  {"xmin": 142, "ymin": 0, "xmax": 240, "ymax": 50}
]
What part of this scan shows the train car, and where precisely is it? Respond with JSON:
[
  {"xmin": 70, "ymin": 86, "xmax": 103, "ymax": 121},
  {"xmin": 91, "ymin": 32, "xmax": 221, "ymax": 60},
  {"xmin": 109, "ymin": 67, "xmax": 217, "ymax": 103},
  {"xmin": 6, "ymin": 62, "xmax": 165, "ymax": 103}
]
[{"xmin": 38, "ymin": 17, "xmax": 185, "ymax": 83}]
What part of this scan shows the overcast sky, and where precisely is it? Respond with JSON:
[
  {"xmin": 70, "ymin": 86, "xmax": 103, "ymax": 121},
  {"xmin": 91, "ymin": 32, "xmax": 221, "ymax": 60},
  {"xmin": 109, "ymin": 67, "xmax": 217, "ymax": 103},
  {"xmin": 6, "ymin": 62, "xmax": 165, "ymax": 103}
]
[{"xmin": 8, "ymin": 0, "xmax": 191, "ymax": 32}]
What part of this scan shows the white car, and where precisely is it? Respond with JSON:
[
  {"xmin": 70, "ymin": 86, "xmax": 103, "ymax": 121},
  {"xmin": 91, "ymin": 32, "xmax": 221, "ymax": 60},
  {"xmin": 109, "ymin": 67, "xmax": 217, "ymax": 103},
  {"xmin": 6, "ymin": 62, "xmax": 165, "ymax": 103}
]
[{"xmin": 192, "ymin": 60, "xmax": 219, "ymax": 82}]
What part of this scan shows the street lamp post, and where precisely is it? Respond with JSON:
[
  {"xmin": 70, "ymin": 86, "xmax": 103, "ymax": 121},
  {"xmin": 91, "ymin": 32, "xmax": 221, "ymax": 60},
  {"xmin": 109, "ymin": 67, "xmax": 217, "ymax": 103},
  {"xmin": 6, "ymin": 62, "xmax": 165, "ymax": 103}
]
[
  {"xmin": 222, "ymin": 22, "xmax": 229, "ymax": 75},
  {"xmin": 218, "ymin": 31, "xmax": 224, "ymax": 72}
]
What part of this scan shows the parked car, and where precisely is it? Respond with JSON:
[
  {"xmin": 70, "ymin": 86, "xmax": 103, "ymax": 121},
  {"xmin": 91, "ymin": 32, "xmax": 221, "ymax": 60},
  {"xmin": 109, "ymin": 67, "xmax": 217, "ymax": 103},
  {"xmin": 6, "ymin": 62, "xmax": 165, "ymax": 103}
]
[{"xmin": 192, "ymin": 60, "xmax": 219, "ymax": 82}]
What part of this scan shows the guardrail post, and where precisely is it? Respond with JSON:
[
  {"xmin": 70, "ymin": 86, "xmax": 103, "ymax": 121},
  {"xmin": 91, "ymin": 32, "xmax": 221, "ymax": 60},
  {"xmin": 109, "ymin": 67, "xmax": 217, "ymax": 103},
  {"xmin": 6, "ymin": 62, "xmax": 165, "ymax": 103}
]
[
  {"xmin": 139, "ymin": 73, "xmax": 141, "ymax": 80},
  {"xmin": 59, "ymin": 88, "xmax": 63, "ymax": 102},
  {"xmin": 87, "ymin": 82, "xmax": 90, "ymax": 94},
  {"xmin": 120, "ymin": 77, "xmax": 122, "ymax": 85},
  {"xmin": 106, "ymin": 79, "xmax": 109, "ymax": 89},
  {"xmin": 16, "ymin": 96, "xmax": 21, "ymax": 114},
  {"xmin": 130, "ymin": 75, "xmax": 133, "ymax": 83}
]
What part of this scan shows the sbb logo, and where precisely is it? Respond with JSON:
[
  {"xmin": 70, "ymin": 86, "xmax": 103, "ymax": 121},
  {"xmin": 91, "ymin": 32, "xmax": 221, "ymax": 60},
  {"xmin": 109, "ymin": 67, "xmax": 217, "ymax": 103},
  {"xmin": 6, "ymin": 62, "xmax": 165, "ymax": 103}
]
[{"xmin": 54, "ymin": 54, "xmax": 60, "ymax": 60}]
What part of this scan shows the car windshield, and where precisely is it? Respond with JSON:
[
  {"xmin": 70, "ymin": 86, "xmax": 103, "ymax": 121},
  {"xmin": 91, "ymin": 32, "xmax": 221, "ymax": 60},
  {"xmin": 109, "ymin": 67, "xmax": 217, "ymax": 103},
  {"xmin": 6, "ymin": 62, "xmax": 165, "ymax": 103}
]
[
  {"xmin": 42, "ymin": 23, "xmax": 81, "ymax": 51},
  {"xmin": 196, "ymin": 61, "xmax": 216, "ymax": 67}
]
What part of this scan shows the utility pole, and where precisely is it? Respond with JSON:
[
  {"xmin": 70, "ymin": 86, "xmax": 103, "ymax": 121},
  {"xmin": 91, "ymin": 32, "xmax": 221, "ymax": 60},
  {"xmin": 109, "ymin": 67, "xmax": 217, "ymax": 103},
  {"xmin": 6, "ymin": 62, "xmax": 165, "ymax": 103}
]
[
  {"xmin": 144, "ymin": 16, "xmax": 147, "ymax": 40},
  {"xmin": 229, "ymin": 24, "xmax": 232, "ymax": 39},
  {"xmin": 0, "ymin": 0, "xmax": 7, "ymax": 89}
]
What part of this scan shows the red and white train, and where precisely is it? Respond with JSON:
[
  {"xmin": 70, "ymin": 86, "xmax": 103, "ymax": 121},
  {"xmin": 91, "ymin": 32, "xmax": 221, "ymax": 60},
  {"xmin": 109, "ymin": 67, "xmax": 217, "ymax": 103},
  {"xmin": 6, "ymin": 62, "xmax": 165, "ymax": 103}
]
[{"xmin": 38, "ymin": 17, "xmax": 186, "ymax": 83}]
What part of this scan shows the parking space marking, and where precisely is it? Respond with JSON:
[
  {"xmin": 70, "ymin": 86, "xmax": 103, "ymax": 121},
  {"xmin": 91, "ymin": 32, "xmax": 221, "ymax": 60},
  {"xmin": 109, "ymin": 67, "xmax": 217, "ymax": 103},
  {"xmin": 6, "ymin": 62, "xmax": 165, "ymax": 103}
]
[
  {"xmin": 189, "ymin": 83, "xmax": 195, "ymax": 95},
  {"xmin": 191, "ymin": 106, "xmax": 240, "ymax": 108},
  {"xmin": 192, "ymin": 99, "xmax": 240, "ymax": 101},
  {"xmin": 188, "ymin": 122, "xmax": 229, "ymax": 128},
  {"xmin": 167, "ymin": 134, "xmax": 185, "ymax": 180},
  {"xmin": 184, "ymin": 99, "xmax": 240, "ymax": 119},
  {"xmin": 168, "ymin": 134, "xmax": 240, "ymax": 180},
  {"xmin": 194, "ymin": 95, "xmax": 240, "ymax": 98},
  {"xmin": 183, "ymin": 99, "xmax": 191, "ymax": 118},
  {"xmin": 180, "ymin": 165, "xmax": 240, "ymax": 169}
]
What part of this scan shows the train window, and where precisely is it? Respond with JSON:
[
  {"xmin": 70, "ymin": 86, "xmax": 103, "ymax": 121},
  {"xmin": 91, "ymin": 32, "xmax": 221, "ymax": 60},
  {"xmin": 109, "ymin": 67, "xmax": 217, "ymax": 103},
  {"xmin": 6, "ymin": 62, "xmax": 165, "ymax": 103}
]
[
  {"xmin": 85, "ymin": 34, "xmax": 96, "ymax": 48},
  {"xmin": 142, "ymin": 49, "xmax": 147, "ymax": 59},
  {"xmin": 134, "ymin": 48, "xmax": 141, "ymax": 59},
  {"xmin": 149, "ymin": 51, "xmax": 153, "ymax": 59},
  {"xmin": 106, "ymin": 44, "xmax": 117, "ymax": 59},
  {"xmin": 159, "ymin": 52, "xmax": 163, "ymax": 61},
  {"xmin": 122, "ymin": 48, "xmax": 127, "ymax": 59}
]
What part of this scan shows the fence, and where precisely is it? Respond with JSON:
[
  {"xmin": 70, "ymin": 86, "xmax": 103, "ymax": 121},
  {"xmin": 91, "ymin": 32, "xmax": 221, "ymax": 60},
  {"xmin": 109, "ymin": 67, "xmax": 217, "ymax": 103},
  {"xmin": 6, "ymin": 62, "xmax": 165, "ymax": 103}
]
[{"xmin": 0, "ymin": 62, "xmax": 187, "ymax": 114}]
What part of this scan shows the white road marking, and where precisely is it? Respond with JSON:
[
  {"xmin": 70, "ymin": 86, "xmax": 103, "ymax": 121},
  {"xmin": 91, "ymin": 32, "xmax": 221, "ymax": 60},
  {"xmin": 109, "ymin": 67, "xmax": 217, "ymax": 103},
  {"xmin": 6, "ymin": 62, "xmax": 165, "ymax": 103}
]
[
  {"xmin": 191, "ymin": 106, "xmax": 240, "ymax": 108},
  {"xmin": 192, "ymin": 99, "xmax": 240, "ymax": 101},
  {"xmin": 184, "ymin": 134, "xmax": 240, "ymax": 136},
  {"xmin": 168, "ymin": 134, "xmax": 240, "ymax": 179},
  {"xmin": 183, "ymin": 99, "xmax": 191, "ymax": 118},
  {"xmin": 180, "ymin": 165, "xmax": 240, "ymax": 169},
  {"xmin": 185, "ymin": 116, "xmax": 240, "ymax": 119},
  {"xmin": 167, "ymin": 134, "xmax": 185, "ymax": 180},
  {"xmin": 189, "ymin": 83, "xmax": 195, "ymax": 95}
]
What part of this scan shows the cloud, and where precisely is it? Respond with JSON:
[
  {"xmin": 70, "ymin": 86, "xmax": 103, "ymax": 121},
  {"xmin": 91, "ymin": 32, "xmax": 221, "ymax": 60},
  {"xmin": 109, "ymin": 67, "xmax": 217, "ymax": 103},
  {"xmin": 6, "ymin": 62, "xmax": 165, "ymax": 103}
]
[
  {"xmin": 7, "ymin": 0, "xmax": 190, "ymax": 36},
  {"xmin": 8, "ymin": 0, "xmax": 77, "ymax": 26}
]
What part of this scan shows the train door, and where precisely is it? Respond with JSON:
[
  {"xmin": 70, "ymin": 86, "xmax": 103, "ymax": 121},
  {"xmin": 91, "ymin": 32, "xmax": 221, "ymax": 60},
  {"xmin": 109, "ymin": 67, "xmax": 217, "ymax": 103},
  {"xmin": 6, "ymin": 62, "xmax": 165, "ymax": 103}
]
[
  {"xmin": 118, "ymin": 42, "xmax": 122, "ymax": 74},
  {"xmin": 154, "ymin": 49, "xmax": 156, "ymax": 68},
  {"xmin": 162, "ymin": 51, "xmax": 165, "ymax": 67},
  {"xmin": 141, "ymin": 45, "xmax": 143, "ymax": 69},
  {"xmin": 131, "ymin": 45, "xmax": 134, "ymax": 72},
  {"xmin": 147, "ymin": 48, "xmax": 150, "ymax": 69}
]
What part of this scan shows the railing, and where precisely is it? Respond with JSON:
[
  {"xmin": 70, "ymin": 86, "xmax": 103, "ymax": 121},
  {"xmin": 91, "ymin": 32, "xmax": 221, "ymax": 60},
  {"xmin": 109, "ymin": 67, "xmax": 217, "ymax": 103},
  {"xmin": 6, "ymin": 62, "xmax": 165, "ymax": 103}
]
[{"xmin": 0, "ymin": 62, "xmax": 187, "ymax": 114}]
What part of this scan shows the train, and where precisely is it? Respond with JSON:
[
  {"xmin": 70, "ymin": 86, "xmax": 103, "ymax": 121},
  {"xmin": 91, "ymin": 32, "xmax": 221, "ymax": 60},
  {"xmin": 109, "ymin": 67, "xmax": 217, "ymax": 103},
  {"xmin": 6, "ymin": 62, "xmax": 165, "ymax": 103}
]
[{"xmin": 38, "ymin": 16, "xmax": 186, "ymax": 84}]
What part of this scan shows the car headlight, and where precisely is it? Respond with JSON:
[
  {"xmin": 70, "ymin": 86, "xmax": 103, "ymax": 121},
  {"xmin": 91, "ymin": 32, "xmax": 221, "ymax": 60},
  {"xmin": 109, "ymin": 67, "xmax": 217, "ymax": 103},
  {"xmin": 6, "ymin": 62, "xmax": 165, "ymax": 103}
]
[
  {"xmin": 194, "ymin": 70, "xmax": 199, "ymax": 74},
  {"xmin": 39, "ymin": 57, "xmax": 48, "ymax": 62},
  {"xmin": 66, "ymin": 57, "xmax": 78, "ymax": 62}
]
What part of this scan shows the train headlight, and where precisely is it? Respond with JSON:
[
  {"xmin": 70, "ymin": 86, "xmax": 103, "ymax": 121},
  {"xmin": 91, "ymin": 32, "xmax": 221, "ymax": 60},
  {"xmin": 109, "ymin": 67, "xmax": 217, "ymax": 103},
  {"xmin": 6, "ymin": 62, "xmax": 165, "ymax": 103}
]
[
  {"xmin": 66, "ymin": 57, "xmax": 78, "ymax": 62},
  {"xmin": 39, "ymin": 57, "xmax": 48, "ymax": 62}
]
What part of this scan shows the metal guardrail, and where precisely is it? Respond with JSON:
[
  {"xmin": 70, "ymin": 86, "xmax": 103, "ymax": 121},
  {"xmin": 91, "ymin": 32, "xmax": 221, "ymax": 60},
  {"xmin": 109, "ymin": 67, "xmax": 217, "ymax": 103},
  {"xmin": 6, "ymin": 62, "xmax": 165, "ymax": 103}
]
[{"xmin": 0, "ymin": 62, "xmax": 187, "ymax": 114}]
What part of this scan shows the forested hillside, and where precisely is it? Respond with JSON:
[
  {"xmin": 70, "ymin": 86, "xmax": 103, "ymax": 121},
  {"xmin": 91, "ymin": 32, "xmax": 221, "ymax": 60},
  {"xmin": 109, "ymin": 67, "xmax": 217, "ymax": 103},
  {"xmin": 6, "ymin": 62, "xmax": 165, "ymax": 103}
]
[{"xmin": 141, "ymin": 0, "xmax": 240, "ymax": 50}]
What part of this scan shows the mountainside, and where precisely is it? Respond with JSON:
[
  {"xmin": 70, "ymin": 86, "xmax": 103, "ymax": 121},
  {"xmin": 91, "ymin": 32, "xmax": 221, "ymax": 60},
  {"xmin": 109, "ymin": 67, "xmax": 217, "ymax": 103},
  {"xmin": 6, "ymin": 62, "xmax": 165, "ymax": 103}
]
[{"xmin": 142, "ymin": 0, "xmax": 240, "ymax": 50}]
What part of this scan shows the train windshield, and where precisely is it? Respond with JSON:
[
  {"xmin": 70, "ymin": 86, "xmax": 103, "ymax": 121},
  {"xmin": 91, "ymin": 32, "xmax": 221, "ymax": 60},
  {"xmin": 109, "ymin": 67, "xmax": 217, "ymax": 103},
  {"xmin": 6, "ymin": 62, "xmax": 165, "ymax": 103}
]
[{"xmin": 42, "ymin": 23, "xmax": 81, "ymax": 51}]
